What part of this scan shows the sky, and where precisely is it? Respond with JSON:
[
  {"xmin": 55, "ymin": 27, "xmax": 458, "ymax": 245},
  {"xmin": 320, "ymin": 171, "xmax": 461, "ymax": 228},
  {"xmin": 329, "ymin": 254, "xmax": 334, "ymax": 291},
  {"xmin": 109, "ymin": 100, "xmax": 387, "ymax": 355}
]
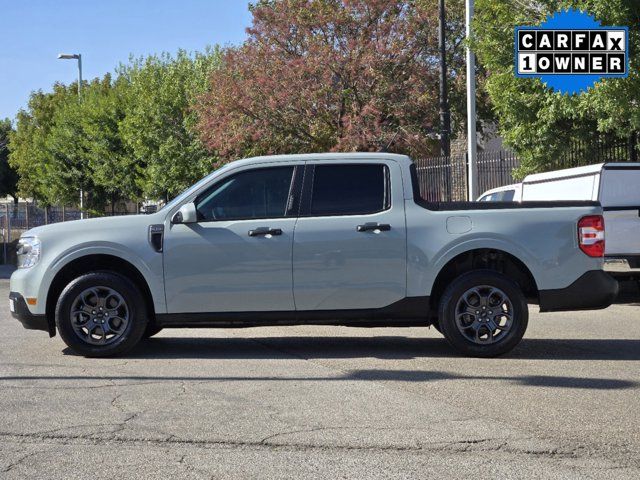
[{"xmin": 0, "ymin": 0, "xmax": 253, "ymax": 120}]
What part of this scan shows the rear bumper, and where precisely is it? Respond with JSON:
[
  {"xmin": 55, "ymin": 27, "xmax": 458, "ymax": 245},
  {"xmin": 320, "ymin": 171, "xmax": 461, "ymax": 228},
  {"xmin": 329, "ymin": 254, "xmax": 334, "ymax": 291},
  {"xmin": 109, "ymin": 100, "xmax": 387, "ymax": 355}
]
[
  {"xmin": 9, "ymin": 292, "xmax": 50, "ymax": 334},
  {"xmin": 604, "ymin": 255, "xmax": 640, "ymax": 278},
  {"xmin": 539, "ymin": 270, "xmax": 619, "ymax": 312}
]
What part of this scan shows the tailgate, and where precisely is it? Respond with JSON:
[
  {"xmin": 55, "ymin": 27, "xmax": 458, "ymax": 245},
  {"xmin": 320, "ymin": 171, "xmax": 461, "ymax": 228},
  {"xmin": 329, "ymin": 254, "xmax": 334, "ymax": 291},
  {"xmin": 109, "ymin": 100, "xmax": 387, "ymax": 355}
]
[
  {"xmin": 603, "ymin": 208, "xmax": 640, "ymax": 255},
  {"xmin": 600, "ymin": 167, "xmax": 640, "ymax": 256}
]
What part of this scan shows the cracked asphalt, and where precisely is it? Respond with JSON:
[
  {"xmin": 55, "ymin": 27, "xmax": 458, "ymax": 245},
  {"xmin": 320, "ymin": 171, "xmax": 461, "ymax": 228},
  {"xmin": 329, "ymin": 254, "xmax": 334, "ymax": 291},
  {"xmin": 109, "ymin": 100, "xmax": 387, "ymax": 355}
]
[{"xmin": 1, "ymin": 277, "xmax": 640, "ymax": 479}]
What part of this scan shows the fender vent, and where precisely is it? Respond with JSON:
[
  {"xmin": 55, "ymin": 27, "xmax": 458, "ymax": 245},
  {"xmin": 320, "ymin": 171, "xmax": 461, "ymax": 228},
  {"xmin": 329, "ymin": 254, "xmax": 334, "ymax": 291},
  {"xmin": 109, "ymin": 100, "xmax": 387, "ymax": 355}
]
[{"xmin": 149, "ymin": 224, "xmax": 164, "ymax": 253}]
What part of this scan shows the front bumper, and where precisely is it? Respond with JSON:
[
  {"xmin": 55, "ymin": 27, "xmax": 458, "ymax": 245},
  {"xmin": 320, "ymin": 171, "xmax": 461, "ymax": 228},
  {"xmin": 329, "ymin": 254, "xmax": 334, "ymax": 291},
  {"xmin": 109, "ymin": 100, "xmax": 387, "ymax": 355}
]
[
  {"xmin": 9, "ymin": 292, "xmax": 50, "ymax": 334},
  {"xmin": 538, "ymin": 270, "xmax": 619, "ymax": 312}
]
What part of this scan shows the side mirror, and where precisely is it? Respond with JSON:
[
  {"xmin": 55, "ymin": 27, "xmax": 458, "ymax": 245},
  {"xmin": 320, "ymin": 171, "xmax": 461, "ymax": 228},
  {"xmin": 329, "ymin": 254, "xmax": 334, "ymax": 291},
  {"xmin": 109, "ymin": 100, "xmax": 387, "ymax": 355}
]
[{"xmin": 172, "ymin": 202, "xmax": 198, "ymax": 224}]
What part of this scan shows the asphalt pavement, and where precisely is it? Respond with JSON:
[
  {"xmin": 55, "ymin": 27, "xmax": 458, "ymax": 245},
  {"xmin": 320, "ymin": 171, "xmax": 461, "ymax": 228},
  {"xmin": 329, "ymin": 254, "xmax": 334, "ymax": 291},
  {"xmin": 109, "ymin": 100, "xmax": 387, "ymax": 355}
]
[{"xmin": 1, "ymin": 277, "xmax": 639, "ymax": 479}]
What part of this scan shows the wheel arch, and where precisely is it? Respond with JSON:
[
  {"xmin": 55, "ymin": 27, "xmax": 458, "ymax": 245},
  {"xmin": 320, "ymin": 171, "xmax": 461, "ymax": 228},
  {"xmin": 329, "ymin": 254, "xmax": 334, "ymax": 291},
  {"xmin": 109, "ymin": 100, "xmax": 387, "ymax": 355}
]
[
  {"xmin": 429, "ymin": 248, "xmax": 539, "ymax": 311},
  {"xmin": 45, "ymin": 254, "xmax": 156, "ymax": 336}
]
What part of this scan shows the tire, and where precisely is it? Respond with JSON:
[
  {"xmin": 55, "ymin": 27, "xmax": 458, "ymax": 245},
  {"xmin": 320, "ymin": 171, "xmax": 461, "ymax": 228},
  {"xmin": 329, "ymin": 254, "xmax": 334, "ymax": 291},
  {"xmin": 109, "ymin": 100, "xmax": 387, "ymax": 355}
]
[
  {"xmin": 438, "ymin": 270, "xmax": 528, "ymax": 357},
  {"xmin": 55, "ymin": 272, "xmax": 148, "ymax": 357},
  {"xmin": 142, "ymin": 324, "xmax": 163, "ymax": 339}
]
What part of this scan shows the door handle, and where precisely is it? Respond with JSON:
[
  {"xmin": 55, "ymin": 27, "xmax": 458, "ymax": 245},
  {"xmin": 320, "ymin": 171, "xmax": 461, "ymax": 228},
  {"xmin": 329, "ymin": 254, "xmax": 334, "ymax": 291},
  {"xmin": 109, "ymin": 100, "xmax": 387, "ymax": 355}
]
[
  {"xmin": 356, "ymin": 223, "xmax": 391, "ymax": 232},
  {"xmin": 248, "ymin": 227, "xmax": 283, "ymax": 237}
]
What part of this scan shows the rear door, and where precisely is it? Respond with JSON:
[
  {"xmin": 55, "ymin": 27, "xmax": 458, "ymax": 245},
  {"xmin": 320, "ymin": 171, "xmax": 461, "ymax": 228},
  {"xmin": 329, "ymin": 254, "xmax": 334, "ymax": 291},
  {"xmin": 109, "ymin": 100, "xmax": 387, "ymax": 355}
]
[
  {"xmin": 292, "ymin": 160, "xmax": 407, "ymax": 311},
  {"xmin": 600, "ymin": 165, "xmax": 640, "ymax": 256}
]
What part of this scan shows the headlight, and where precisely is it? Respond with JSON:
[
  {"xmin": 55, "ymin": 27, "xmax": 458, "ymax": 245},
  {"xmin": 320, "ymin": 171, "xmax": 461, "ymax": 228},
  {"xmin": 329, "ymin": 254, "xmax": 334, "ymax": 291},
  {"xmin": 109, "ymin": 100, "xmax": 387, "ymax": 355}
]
[{"xmin": 16, "ymin": 236, "xmax": 41, "ymax": 269}]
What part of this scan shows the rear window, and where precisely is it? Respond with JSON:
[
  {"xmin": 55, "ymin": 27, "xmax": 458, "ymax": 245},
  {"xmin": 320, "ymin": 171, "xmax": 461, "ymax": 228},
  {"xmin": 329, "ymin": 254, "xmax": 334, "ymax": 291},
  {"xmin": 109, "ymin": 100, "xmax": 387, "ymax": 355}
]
[{"xmin": 309, "ymin": 164, "xmax": 389, "ymax": 216}]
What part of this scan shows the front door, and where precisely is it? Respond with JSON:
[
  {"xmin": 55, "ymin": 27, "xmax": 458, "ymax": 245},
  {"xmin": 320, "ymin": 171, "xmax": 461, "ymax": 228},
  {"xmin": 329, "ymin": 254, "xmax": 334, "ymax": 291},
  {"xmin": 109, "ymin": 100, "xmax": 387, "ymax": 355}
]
[
  {"xmin": 163, "ymin": 165, "xmax": 301, "ymax": 313},
  {"xmin": 292, "ymin": 161, "xmax": 407, "ymax": 311}
]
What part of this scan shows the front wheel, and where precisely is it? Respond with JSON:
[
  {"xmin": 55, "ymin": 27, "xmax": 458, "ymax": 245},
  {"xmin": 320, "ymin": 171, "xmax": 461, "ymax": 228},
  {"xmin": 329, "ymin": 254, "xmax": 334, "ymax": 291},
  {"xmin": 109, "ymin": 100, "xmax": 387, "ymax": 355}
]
[
  {"xmin": 55, "ymin": 272, "xmax": 148, "ymax": 357},
  {"xmin": 438, "ymin": 270, "xmax": 528, "ymax": 357}
]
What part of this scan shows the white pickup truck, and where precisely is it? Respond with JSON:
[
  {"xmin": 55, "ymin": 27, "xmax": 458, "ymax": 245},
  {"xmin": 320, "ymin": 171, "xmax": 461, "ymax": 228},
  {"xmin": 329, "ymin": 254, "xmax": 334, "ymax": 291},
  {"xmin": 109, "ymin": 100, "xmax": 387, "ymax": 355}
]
[
  {"xmin": 479, "ymin": 163, "xmax": 640, "ymax": 279},
  {"xmin": 10, "ymin": 153, "xmax": 618, "ymax": 358}
]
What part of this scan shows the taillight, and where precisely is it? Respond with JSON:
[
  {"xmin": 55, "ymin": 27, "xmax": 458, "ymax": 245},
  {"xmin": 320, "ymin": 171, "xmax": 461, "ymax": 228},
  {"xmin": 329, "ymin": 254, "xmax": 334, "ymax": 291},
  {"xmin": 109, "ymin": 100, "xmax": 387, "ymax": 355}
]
[{"xmin": 578, "ymin": 215, "xmax": 605, "ymax": 257}]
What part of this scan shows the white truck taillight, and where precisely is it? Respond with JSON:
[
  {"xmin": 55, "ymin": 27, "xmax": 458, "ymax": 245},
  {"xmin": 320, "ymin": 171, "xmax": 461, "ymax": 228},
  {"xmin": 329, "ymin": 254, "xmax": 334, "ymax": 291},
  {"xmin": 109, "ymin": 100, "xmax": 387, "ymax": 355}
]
[{"xmin": 578, "ymin": 215, "xmax": 605, "ymax": 257}]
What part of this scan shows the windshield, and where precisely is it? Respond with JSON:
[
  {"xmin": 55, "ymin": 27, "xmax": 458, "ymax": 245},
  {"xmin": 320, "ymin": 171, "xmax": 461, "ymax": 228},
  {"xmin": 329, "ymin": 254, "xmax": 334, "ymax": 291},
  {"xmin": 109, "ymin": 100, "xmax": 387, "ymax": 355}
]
[{"xmin": 158, "ymin": 163, "xmax": 234, "ymax": 213}]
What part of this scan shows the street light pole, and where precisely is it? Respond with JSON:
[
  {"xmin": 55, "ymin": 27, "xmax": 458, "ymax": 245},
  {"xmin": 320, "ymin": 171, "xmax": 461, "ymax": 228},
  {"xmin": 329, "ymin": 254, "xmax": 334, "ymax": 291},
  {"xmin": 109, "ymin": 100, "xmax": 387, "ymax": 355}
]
[
  {"xmin": 438, "ymin": 0, "xmax": 450, "ymax": 157},
  {"xmin": 465, "ymin": 0, "xmax": 478, "ymax": 201},
  {"xmin": 77, "ymin": 54, "xmax": 82, "ymax": 97},
  {"xmin": 57, "ymin": 53, "xmax": 84, "ymax": 218}
]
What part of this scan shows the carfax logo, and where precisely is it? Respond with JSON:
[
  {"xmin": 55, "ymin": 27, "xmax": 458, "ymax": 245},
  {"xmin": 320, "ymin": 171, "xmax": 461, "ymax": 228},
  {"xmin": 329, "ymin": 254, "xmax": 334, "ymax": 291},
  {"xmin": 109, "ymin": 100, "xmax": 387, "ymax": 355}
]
[{"xmin": 515, "ymin": 9, "xmax": 629, "ymax": 94}]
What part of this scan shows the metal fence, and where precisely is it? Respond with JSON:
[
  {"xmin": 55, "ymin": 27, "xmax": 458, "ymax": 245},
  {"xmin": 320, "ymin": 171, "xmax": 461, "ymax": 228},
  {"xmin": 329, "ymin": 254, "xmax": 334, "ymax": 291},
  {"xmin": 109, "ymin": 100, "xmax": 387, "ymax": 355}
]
[
  {"xmin": 476, "ymin": 149, "xmax": 521, "ymax": 196},
  {"xmin": 413, "ymin": 149, "xmax": 520, "ymax": 202},
  {"xmin": 0, "ymin": 203, "xmax": 136, "ymax": 264},
  {"xmin": 551, "ymin": 136, "xmax": 634, "ymax": 170},
  {"xmin": 413, "ymin": 153, "xmax": 467, "ymax": 202},
  {"xmin": 414, "ymin": 135, "xmax": 637, "ymax": 202}
]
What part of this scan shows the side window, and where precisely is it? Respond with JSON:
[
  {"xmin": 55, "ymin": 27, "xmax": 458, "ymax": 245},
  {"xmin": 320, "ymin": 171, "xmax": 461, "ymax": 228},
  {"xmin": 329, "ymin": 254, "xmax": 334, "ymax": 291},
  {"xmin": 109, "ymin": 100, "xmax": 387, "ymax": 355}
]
[
  {"xmin": 309, "ymin": 164, "xmax": 389, "ymax": 216},
  {"xmin": 196, "ymin": 166, "xmax": 294, "ymax": 221},
  {"xmin": 500, "ymin": 190, "xmax": 516, "ymax": 202}
]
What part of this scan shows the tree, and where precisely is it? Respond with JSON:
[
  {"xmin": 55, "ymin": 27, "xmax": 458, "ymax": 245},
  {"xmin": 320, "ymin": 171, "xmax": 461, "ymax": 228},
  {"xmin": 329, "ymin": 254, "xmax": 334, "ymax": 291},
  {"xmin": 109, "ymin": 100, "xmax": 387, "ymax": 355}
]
[
  {"xmin": 119, "ymin": 49, "xmax": 221, "ymax": 200},
  {"xmin": 198, "ymin": 0, "xmax": 484, "ymax": 161},
  {"xmin": 8, "ymin": 83, "xmax": 77, "ymax": 205},
  {"xmin": 473, "ymin": 0, "xmax": 640, "ymax": 178},
  {"xmin": 43, "ymin": 74, "xmax": 136, "ymax": 212},
  {"xmin": 9, "ymin": 50, "xmax": 219, "ymax": 209},
  {"xmin": 0, "ymin": 118, "xmax": 19, "ymax": 203},
  {"xmin": 10, "ymin": 77, "xmax": 130, "ymax": 212}
]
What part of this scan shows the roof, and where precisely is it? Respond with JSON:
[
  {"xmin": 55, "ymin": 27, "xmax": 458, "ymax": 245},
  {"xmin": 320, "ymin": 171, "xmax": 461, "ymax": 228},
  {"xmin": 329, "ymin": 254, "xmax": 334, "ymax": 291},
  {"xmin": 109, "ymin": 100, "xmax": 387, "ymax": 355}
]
[
  {"xmin": 524, "ymin": 162, "xmax": 640, "ymax": 183},
  {"xmin": 523, "ymin": 163, "xmax": 605, "ymax": 183},
  {"xmin": 226, "ymin": 152, "xmax": 412, "ymax": 169}
]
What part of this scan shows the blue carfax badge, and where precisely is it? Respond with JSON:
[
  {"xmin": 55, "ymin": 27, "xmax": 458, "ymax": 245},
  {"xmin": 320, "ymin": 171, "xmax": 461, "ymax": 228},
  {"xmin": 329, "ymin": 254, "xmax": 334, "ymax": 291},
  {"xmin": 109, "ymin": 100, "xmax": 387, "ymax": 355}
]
[{"xmin": 514, "ymin": 9, "xmax": 629, "ymax": 94}]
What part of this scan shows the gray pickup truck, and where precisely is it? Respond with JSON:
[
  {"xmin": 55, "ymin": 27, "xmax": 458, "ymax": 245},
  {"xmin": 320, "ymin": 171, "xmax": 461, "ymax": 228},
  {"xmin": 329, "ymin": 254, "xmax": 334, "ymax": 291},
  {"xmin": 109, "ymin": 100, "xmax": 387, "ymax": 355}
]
[{"xmin": 10, "ymin": 153, "xmax": 618, "ymax": 357}]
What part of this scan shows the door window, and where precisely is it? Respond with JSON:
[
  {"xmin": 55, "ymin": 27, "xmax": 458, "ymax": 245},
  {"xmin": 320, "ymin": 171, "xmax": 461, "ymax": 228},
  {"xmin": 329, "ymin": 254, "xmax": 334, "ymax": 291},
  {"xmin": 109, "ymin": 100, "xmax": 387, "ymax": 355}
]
[
  {"xmin": 309, "ymin": 164, "xmax": 389, "ymax": 216},
  {"xmin": 196, "ymin": 166, "xmax": 295, "ymax": 221}
]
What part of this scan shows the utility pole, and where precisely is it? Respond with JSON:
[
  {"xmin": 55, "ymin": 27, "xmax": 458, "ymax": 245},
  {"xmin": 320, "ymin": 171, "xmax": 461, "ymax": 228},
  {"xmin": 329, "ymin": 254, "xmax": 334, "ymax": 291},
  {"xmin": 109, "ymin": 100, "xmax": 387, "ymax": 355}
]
[
  {"xmin": 57, "ymin": 53, "xmax": 84, "ymax": 218},
  {"xmin": 466, "ymin": 0, "xmax": 478, "ymax": 201},
  {"xmin": 438, "ymin": 0, "xmax": 450, "ymax": 157}
]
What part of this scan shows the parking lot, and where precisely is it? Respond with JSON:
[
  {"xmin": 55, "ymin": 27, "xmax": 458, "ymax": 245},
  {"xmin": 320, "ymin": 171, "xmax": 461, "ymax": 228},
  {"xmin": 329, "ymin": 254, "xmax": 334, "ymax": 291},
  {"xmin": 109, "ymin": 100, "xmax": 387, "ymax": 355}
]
[{"xmin": 1, "ymin": 276, "xmax": 639, "ymax": 479}]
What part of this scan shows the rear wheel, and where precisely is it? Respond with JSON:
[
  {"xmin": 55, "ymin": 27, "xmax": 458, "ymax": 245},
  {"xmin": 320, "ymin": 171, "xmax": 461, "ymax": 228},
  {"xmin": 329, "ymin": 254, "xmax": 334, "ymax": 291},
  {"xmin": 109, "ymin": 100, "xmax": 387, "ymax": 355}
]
[
  {"xmin": 438, "ymin": 270, "xmax": 528, "ymax": 357},
  {"xmin": 56, "ymin": 272, "xmax": 148, "ymax": 357}
]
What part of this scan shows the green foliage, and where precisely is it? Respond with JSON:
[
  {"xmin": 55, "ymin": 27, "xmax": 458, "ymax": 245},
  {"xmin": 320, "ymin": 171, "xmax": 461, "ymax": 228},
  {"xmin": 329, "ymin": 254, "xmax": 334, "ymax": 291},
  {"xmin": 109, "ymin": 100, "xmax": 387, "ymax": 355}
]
[
  {"xmin": 473, "ymin": 0, "xmax": 640, "ymax": 178},
  {"xmin": 8, "ymin": 49, "xmax": 221, "ymax": 209},
  {"xmin": 9, "ymin": 77, "xmax": 131, "ymax": 211},
  {"xmin": 42, "ymin": 75, "xmax": 135, "ymax": 212},
  {"xmin": 9, "ymin": 83, "xmax": 77, "ymax": 205},
  {"xmin": 119, "ymin": 49, "xmax": 221, "ymax": 200},
  {"xmin": 0, "ymin": 118, "xmax": 19, "ymax": 201}
]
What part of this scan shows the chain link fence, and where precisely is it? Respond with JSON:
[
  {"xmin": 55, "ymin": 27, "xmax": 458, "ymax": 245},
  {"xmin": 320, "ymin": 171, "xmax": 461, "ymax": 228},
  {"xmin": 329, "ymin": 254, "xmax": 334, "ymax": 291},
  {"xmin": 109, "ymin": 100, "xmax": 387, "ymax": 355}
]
[{"xmin": 0, "ymin": 203, "xmax": 137, "ymax": 264}]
